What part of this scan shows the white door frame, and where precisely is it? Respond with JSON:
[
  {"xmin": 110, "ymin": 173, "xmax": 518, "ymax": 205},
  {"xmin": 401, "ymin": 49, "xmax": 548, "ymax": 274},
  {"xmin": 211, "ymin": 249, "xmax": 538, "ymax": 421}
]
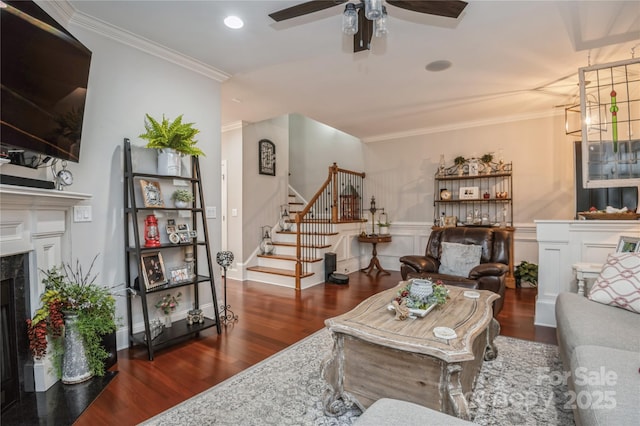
[{"xmin": 221, "ymin": 159, "xmax": 228, "ymax": 251}]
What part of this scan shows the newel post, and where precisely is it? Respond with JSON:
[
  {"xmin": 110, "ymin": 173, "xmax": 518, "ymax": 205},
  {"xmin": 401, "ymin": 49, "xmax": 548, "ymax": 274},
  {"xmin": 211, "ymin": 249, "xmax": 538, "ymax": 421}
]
[{"xmin": 331, "ymin": 163, "xmax": 339, "ymax": 222}]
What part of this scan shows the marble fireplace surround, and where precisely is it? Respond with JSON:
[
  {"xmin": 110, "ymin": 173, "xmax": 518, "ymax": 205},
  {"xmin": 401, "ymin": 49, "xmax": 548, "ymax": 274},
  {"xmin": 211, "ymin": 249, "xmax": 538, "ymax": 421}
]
[{"xmin": 0, "ymin": 184, "xmax": 91, "ymax": 391}]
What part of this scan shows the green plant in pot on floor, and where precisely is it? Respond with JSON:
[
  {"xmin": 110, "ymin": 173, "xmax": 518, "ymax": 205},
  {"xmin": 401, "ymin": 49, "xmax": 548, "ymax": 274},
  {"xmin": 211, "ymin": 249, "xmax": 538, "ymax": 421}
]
[
  {"xmin": 514, "ymin": 261, "xmax": 538, "ymax": 287},
  {"xmin": 26, "ymin": 255, "xmax": 116, "ymax": 382},
  {"xmin": 139, "ymin": 113, "xmax": 204, "ymax": 176}
]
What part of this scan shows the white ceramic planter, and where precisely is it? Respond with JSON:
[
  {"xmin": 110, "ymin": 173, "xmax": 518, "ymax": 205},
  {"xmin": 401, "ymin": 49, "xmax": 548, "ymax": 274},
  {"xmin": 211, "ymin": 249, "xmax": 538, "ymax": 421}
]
[{"xmin": 157, "ymin": 148, "xmax": 181, "ymax": 176}]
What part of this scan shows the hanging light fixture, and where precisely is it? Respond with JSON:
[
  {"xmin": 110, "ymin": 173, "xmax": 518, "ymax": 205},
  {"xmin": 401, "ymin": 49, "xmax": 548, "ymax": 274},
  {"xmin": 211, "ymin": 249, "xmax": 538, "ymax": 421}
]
[
  {"xmin": 342, "ymin": 1, "xmax": 388, "ymax": 42},
  {"xmin": 342, "ymin": 3, "xmax": 358, "ymax": 35},
  {"xmin": 565, "ymin": 93, "xmax": 606, "ymax": 136},
  {"xmin": 374, "ymin": 6, "xmax": 388, "ymax": 38},
  {"xmin": 364, "ymin": 0, "xmax": 383, "ymax": 20}
]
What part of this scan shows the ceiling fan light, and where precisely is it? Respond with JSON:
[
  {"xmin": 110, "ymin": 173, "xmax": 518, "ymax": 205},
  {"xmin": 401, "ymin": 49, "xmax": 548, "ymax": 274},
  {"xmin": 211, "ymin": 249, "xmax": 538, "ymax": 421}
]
[
  {"xmin": 374, "ymin": 6, "xmax": 388, "ymax": 37},
  {"xmin": 364, "ymin": 0, "xmax": 383, "ymax": 20},
  {"xmin": 342, "ymin": 3, "xmax": 358, "ymax": 36}
]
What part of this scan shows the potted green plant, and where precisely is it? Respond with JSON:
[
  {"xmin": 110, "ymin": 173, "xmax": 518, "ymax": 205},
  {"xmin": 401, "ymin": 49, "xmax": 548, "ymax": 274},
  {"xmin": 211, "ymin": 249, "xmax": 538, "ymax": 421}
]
[
  {"xmin": 26, "ymin": 255, "xmax": 116, "ymax": 383},
  {"xmin": 514, "ymin": 261, "xmax": 538, "ymax": 287},
  {"xmin": 481, "ymin": 153, "xmax": 494, "ymax": 174},
  {"xmin": 454, "ymin": 156, "xmax": 466, "ymax": 176},
  {"xmin": 171, "ymin": 189, "xmax": 194, "ymax": 208},
  {"xmin": 138, "ymin": 114, "xmax": 204, "ymax": 176},
  {"xmin": 377, "ymin": 220, "xmax": 391, "ymax": 235}
]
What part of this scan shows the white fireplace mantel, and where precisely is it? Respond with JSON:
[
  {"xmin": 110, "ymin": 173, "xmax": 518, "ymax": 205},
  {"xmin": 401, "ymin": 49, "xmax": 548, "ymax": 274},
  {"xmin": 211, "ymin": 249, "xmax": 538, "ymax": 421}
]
[
  {"xmin": 0, "ymin": 184, "xmax": 91, "ymax": 208},
  {"xmin": 0, "ymin": 184, "xmax": 91, "ymax": 391},
  {"xmin": 535, "ymin": 219, "xmax": 640, "ymax": 327}
]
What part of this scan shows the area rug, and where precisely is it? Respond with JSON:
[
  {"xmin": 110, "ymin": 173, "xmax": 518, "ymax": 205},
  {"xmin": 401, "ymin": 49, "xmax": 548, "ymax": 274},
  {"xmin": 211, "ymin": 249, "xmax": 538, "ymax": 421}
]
[{"xmin": 140, "ymin": 330, "xmax": 574, "ymax": 426}]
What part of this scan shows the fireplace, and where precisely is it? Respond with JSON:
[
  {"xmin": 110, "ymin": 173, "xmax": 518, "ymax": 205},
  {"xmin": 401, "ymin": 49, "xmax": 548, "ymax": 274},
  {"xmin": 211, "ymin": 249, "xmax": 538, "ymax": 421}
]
[
  {"xmin": 1, "ymin": 254, "xmax": 31, "ymax": 412},
  {"xmin": 0, "ymin": 184, "xmax": 91, "ymax": 391}
]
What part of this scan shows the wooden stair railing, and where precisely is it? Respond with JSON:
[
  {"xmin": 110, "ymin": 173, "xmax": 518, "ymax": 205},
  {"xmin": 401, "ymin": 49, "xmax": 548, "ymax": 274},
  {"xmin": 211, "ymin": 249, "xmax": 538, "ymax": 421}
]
[{"xmin": 294, "ymin": 163, "xmax": 366, "ymax": 290}]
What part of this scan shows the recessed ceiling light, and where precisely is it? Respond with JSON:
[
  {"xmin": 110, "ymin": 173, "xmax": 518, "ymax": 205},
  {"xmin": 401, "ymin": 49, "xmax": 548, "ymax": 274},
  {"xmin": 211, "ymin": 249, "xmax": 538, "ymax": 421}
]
[
  {"xmin": 224, "ymin": 16, "xmax": 244, "ymax": 29},
  {"xmin": 425, "ymin": 60, "xmax": 452, "ymax": 72}
]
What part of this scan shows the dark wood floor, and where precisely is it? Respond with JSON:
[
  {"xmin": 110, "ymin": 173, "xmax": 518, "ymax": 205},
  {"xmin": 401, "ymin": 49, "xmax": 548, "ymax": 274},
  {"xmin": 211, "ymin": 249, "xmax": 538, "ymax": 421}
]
[{"xmin": 76, "ymin": 271, "xmax": 556, "ymax": 426}]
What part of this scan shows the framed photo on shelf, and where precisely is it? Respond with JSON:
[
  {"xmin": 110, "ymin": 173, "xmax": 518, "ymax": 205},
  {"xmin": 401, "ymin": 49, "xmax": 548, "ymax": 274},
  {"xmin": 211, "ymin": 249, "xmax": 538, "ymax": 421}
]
[
  {"xmin": 443, "ymin": 216, "xmax": 457, "ymax": 227},
  {"xmin": 166, "ymin": 219, "xmax": 176, "ymax": 234},
  {"xmin": 139, "ymin": 179, "xmax": 164, "ymax": 208},
  {"xmin": 459, "ymin": 186, "xmax": 480, "ymax": 200},
  {"xmin": 141, "ymin": 252, "xmax": 167, "ymax": 290},
  {"xmin": 258, "ymin": 139, "xmax": 276, "ymax": 176},
  {"xmin": 616, "ymin": 236, "xmax": 640, "ymax": 253},
  {"xmin": 170, "ymin": 265, "xmax": 190, "ymax": 284},
  {"xmin": 178, "ymin": 232, "xmax": 191, "ymax": 244}
]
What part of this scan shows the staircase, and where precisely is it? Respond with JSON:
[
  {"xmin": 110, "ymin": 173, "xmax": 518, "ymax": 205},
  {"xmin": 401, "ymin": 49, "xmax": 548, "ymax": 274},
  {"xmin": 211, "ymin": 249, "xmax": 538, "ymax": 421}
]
[{"xmin": 247, "ymin": 164, "xmax": 366, "ymax": 290}]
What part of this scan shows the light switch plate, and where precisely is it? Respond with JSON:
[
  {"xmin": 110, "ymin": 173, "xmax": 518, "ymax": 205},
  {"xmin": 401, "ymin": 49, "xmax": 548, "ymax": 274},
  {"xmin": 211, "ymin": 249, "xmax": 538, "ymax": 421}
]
[
  {"xmin": 206, "ymin": 206, "xmax": 216, "ymax": 219},
  {"xmin": 73, "ymin": 205, "xmax": 92, "ymax": 222}
]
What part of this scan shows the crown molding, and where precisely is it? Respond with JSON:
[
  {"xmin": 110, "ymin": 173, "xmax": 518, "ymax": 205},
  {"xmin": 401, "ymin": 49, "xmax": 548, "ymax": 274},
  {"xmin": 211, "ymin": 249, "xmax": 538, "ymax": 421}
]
[
  {"xmin": 221, "ymin": 121, "xmax": 246, "ymax": 133},
  {"xmin": 361, "ymin": 109, "xmax": 564, "ymax": 143},
  {"xmin": 41, "ymin": 1, "xmax": 230, "ymax": 82},
  {"xmin": 33, "ymin": 0, "xmax": 73, "ymax": 25}
]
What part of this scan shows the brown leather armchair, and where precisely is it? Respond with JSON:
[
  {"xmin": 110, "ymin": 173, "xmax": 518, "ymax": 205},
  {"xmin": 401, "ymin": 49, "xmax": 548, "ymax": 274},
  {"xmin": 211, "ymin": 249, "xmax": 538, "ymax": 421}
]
[{"xmin": 399, "ymin": 227, "xmax": 511, "ymax": 316}]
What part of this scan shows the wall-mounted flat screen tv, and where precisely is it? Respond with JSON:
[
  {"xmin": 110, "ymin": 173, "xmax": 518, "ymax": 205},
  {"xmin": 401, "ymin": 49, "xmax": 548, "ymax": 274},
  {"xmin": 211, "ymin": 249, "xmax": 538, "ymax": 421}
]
[{"xmin": 1, "ymin": 0, "xmax": 92, "ymax": 163}]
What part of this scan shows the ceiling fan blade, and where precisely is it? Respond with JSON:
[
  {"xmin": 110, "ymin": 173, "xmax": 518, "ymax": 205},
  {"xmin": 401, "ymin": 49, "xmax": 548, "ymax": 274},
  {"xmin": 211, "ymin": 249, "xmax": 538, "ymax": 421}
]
[
  {"xmin": 386, "ymin": 0, "xmax": 468, "ymax": 19},
  {"xmin": 269, "ymin": 1, "xmax": 346, "ymax": 22}
]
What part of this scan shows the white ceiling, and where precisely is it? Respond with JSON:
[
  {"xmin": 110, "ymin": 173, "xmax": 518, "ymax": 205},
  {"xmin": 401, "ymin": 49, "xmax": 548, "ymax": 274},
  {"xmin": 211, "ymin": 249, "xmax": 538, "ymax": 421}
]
[{"xmin": 67, "ymin": 0, "xmax": 640, "ymax": 141}]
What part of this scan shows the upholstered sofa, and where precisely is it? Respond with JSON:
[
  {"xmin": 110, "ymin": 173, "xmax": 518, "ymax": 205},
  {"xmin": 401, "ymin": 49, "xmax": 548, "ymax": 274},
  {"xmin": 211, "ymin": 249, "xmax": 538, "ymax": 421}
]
[
  {"xmin": 354, "ymin": 398, "xmax": 473, "ymax": 425},
  {"xmin": 399, "ymin": 227, "xmax": 510, "ymax": 316},
  {"xmin": 555, "ymin": 252, "xmax": 640, "ymax": 425}
]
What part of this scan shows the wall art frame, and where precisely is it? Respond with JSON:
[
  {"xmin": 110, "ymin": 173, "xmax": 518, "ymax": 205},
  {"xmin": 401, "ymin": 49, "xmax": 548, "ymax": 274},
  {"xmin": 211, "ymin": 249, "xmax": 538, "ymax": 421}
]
[
  {"xmin": 139, "ymin": 179, "xmax": 164, "ymax": 208},
  {"xmin": 258, "ymin": 139, "xmax": 276, "ymax": 176},
  {"xmin": 141, "ymin": 251, "xmax": 167, "ymax": 290},
  {"xmin": 616, "ymin": 236, "xmax": 640, "ymax": 253},
  {"xmin": 170, "ymin": 265, "xmax": 190, "ymax": 284},
  {"xmin": 459, "ymin": 186, "xmax": 480, "ymax": 200}
]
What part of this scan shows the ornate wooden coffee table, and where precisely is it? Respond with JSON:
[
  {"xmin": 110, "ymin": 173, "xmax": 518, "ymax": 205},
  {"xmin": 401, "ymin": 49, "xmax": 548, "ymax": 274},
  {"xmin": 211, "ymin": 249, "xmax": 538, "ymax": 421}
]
[{"xmin": 321, "ymin": 283, "xmax": 500, "ymax": 420}]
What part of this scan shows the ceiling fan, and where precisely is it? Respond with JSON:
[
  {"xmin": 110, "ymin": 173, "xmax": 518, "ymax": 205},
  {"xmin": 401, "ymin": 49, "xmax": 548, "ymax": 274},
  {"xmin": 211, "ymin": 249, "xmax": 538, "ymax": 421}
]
[{"xmin": 269, "ymin": 0, "xmax": 468, "ymax": 52}]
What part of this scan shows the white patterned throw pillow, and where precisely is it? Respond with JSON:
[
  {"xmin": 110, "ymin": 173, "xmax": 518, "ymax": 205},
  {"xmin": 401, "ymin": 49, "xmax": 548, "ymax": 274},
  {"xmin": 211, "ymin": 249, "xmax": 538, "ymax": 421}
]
[
  {"xmin": 588, "ymin": 252, "xmax": 640, "ymax": 313},
  {"xmin": 438, "ymin": 242, "xmax": 482, "ymax": 277}
]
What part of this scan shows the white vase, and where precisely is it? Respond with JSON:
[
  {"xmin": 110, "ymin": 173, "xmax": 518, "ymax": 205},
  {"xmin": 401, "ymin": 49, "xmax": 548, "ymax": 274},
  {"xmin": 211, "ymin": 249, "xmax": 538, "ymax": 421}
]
[
  {"xmin": 174, "ymin": 200, "xmax": 189, "ymax": 208},
  {"xmin": 409, "ymin": 279, "xmax": 433, "ymax": 299},
  {"xmin": 379, "ymin": 226, "xmax": 389, "ymax": 235},
  {"xmin": 157, "ymin": 148, "xmax": 181, "ymax": 176},
  {"xmin": 164, "ymin": 313, "xmax": 172, "ymax": 328}
]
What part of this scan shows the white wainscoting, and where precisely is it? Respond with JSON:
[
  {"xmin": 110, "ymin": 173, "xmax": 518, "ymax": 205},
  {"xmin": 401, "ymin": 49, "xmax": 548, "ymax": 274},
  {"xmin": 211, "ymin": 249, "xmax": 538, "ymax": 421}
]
[{"xmin": 535, "ymin": 220, "xmax": 640, "ymax": 327}]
